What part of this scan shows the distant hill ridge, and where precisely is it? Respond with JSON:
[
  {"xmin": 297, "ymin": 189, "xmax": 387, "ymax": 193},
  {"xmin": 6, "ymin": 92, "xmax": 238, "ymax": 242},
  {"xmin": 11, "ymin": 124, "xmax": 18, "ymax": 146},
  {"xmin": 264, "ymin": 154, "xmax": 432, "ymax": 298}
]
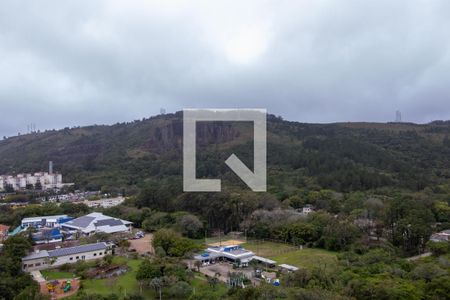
[{"xmin": 1, "ymin": 112, "xmax": 450, "ymax": 193}]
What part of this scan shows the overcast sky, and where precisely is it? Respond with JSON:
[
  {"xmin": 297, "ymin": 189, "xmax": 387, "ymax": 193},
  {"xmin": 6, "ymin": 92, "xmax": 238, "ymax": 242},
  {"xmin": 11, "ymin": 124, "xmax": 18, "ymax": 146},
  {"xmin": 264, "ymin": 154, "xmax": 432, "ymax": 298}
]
[{"xmin": 1, "ymin": 0, "xmax": 450, "ymax": 137}]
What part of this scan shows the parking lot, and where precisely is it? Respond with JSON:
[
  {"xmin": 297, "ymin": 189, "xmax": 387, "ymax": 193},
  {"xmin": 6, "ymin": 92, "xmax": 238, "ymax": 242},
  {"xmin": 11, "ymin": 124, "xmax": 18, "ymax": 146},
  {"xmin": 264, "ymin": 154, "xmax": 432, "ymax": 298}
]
[{"xmin": 128, "ymin": 233, "xmax": 153, "ymax": 255}]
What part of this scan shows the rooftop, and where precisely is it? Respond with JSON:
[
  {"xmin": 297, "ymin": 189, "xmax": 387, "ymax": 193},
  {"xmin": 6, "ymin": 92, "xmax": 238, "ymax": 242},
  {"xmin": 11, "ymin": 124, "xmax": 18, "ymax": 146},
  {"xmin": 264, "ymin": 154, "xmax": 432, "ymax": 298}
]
[
  {"xmin": 0, "ymin": 224, "xmax": 10, "ymax": 231},
  {"xmin": 22, "ymin": 215, "xmax": 68, "ymax": 222},
  {"xmin": 207, "ymin": 245, "xmax": 255, "ymax": 259},
  {"xmin": 22, "ymin": 250, "xmax": 49, "ymax": 261},
  {"xmin": 32, "ymin": 228, "xmax": 63, "ymax": 241},
  {"xmin": 63, "ymin": 212, "xmax": 132, "ymax": 233},
  {"xmin": 279, "ymin": 264, "xmax": 299, "ymax": 271},
  {"xmin": 252, "ymin": 256, "xmax": 277, "ymax": 265},
  {"xmin": 66, "ymin": 215, "xmax": 96, "ymax": 228},
  {"xmin": 49, "ymin": 242, "xmax": 108, "ymax": 257},
  {"xmin": 193, "ymin": 252, "xmax": 222, "ymax": 261},
  {"xmin": 22, "ymin": 242, "xmax": 108, "ymax": 261}
]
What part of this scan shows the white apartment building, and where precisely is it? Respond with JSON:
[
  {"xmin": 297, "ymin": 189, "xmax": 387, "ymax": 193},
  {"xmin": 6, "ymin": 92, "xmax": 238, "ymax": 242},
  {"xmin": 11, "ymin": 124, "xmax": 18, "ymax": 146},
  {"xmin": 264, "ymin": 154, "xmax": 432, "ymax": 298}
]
[
  {"xmin": 0, "ymin": 172, "xmax": 64, "ymax": 191},
  {"xmin": 82, "ymin": 197, "xmax": 125, "ymax": 208}
]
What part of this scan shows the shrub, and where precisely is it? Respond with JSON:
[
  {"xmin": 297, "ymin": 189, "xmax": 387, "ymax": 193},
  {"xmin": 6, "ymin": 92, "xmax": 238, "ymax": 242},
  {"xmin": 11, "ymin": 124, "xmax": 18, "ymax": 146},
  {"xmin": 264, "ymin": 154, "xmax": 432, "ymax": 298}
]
[
  {"xmin": 59, "ymin": 263, "xmax": 72, "ymax": 272},
  {"xmin": 168, "ymin": 281, "xmax": 192, "ymax": 298}
]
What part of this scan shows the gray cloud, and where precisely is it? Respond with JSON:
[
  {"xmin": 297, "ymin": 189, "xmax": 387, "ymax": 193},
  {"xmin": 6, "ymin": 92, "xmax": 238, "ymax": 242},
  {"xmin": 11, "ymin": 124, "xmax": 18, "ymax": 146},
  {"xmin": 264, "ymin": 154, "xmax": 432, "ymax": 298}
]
[{"xmin": 1, "ymin": 0, "xmax": 450, "ymax": 137}]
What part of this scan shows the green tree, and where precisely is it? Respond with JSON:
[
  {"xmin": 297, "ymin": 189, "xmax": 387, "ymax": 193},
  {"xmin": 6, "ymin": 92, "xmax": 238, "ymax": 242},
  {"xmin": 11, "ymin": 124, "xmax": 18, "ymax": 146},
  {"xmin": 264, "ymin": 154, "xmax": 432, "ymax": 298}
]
[
  {"xmin": 142, "ymin": 212, "xmax": 172, "ymax": 232},
  {"xmin": 149, "ymin": 277, "xmax": 163, "ymax": 300},
  {"xmin": 152, "ymin": 228, "xmax": 179, "ymax": 254},
  {"xmin": 0, "ymin": 235, "xmax": 36, "ymax": 300},
  {"xmin": 178, "ymin": 214, "xmax": 203, "ymax": 238},
  {"xmin": 3, "ymin": 235, "xmax": 32, "ymax": 259},
  {"xmin": 411, "ymin": 263, "xmax": 447, "ymax": 283},
  {"xmin": 322, "ymin": 220, "xmax": 361, "ymax": 251},
  {"xmin": 425, "ymin": 276, "xmax": 450, "ymax": 300},
  {"xmin": 427, "ymin": 241, "xmax": 449, "ymax": 256},
  {"xmin": 152, "ymin": 228, "xmax": 197, "ymax": 257},
  {"xmin": 34, "ymin": 180, "xmax": 42, "ymax": 191},
  {"xmin": 168, "ymin": 281, "xmax": 192, "ymax": 298},
  {"xmin": 136, "ymin": 259, "xmax": 162, "ymax": 294}
]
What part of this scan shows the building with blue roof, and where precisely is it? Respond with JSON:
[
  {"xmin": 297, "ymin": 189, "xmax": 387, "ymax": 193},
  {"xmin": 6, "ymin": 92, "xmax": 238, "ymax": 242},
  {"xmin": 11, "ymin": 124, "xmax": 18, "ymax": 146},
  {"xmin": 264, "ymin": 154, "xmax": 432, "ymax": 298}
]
[
  {"xmin": 194, "ymin": 244, "xmax": 256, "ymax": 267},
  {"xmin": 32, "ymin": 228, "xmax": 64, "ymax": 244}
]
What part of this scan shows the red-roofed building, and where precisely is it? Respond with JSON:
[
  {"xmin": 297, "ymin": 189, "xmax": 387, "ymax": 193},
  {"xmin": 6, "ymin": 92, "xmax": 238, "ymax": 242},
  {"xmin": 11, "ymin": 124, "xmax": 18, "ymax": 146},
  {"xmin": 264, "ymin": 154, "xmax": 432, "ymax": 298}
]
[{"xmin": 0, "ymin": 224, "xmax": 10, "ymax": 242}]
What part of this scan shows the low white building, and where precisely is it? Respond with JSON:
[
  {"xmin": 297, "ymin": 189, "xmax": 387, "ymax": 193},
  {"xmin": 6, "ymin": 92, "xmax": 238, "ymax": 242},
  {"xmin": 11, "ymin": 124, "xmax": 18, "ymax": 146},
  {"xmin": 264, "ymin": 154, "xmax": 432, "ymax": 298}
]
[
  {"xmin": 82, "ymin": 197, "xmax": 125, "ymax": 208},
  {"xmin": 279, "ymin": 263, "xmax": 299, "ymax": 272},
  {"xmin": 194, "ymin": 245, "xmax": 255, "ymax": 266},
  {"xmin": 430, "ymin": 230, "xmax": 450, "ymax": 242},
  {"xmin": 21, "ymin": 215, "xmax": 71, "ymax": 229},
  {"xmin": 62, "ymin": 212, "xmax": 132, "ymax": 235},
  {"xmin": 22, "ymin": 242, "xmax": 111, "ymax": 271},
  {"xmin": 207, "ymin": 245, "xmax": 255, "ymax": 262},
  {"xmin": 302, "ymin": 204, "xmax": 315, "ymax": 215}
]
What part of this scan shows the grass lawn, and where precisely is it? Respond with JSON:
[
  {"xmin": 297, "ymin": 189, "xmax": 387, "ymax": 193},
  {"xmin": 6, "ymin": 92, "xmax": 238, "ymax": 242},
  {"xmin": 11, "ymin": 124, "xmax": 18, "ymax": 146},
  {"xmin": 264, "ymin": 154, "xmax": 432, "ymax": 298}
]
[
  {"xmin": 272, "ymin": 248, "xmax": 338, "ymax": 270},
  {"xmin": 81, "ymin": 257, "xmax": 227, "ymax": 299},
  {"xmin": 243, "ymin": 241, "xmax": 337, "ymax": 270},
  {"xmin": 243, "ymin": 241, "xmax": 299, "ymax": 258},
  {"xmin": 81, "ymin": 256, "xmax": 154, "ymax": 298},
  {"xmin": 191, "ymin": 274, "xmax": 228, "ymax": 299},
  {"xmin": 41, "ymin": 270, "xmax": 76, "ymax": 280}
]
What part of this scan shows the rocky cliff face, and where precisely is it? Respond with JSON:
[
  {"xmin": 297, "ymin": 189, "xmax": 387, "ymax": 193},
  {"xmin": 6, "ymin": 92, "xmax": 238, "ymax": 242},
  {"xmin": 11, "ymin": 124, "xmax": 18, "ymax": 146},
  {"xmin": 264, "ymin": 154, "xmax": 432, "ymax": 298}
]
[{"xmin": 144, "ymin": 118, "xmax": 250, "ymax": 153}]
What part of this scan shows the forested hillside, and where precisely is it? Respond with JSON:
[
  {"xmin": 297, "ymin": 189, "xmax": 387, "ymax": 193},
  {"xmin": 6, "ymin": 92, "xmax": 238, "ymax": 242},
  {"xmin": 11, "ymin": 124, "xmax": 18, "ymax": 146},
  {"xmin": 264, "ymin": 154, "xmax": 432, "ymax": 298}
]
[
  {"xmin": 1, "ymin": 113, "xmax": 450, "ymax": 194},
  {"xmin": 2, "ymin": 114, "xmax": 450, "ymax": 300}
]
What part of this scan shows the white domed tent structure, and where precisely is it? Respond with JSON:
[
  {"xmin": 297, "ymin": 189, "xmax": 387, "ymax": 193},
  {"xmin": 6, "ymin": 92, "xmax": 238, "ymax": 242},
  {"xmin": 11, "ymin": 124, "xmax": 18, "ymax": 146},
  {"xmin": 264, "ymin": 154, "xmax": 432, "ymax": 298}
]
[{"xmin": 62, "ymin": 212, "xmax": 132, "ymax": 236}]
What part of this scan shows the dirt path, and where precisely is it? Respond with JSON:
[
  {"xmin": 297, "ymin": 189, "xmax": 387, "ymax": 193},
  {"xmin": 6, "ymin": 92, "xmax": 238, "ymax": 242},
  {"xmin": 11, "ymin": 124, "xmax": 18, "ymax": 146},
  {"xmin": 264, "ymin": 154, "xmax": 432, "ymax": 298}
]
[
  {"xmin": 406, "ymin": 252, "xmax": 432, "ymax": 261},
  {"xmin": 31, "ymin": 270, "xmax": 46, "ymax": 283}
]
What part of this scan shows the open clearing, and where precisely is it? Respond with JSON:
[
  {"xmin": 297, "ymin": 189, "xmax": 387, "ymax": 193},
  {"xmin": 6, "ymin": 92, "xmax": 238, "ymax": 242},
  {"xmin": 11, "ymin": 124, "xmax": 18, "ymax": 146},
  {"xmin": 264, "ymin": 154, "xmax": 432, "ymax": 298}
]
[
  {"xmin": 243, "ymin": 240, "xmax": 300, "ymax": 257},
  {"xmin": 271, "ymin": 248, "xmax": 338, "ymax": 270},
  {"xmin": 41, "ymin": 256, "xmax": 228, "ymax": 299},
  {"xmin": 41, "ymin": 257, "xmax": 154, "ymax": 298},
  {"xmin": 208, "ymin": 239, "xmax": 245, "ymax": 247},
  {"xmin": 242, "ymin": 241, "xmax": 337, "ymax": 270},
  {"xmin": 41, "ymin": 270, "xmax": 76, "ymax": 280},
  {"xmin": 81, "ymin": 257, "xmax": 153, "ymax": 297},
  {"xmin": 128, "ymin": 233, "xmax": 153, "ymax": 255}
]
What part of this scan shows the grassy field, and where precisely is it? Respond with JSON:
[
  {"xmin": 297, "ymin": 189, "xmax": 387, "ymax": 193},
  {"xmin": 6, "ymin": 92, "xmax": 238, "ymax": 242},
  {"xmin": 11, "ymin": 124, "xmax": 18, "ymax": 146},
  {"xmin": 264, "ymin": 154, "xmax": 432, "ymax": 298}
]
[
  {"xmin": 81, "ymin": 256, "xmax": 154, "ymax": 298},
  {"xmin": 243, "ymin": 241, "xmax": 337, "ymax": 270},
  {"xmin": 41, "ymin": 270, "xmax": 76, "ymax": 280},
  {"xmin": 79, "ymin": 257, "xmax": 229, "ymax": 299},
  {"xmin": 243, "ymin": 240, "xmax": 299, "ymax": 257},
  {"xmin": 40, "ymin": 255, "xmax": 230, "ymax": 299},
  {"xmin": 42, "ymin": 257, "xmax": 154, "ymax": 298},
  {"xmin": 272, "ymin": 248, "xmax": 338, "ymax": 270},
  {"xmin": 191, "ymin": 274, "xmax": 228, "ymax": 299}
]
